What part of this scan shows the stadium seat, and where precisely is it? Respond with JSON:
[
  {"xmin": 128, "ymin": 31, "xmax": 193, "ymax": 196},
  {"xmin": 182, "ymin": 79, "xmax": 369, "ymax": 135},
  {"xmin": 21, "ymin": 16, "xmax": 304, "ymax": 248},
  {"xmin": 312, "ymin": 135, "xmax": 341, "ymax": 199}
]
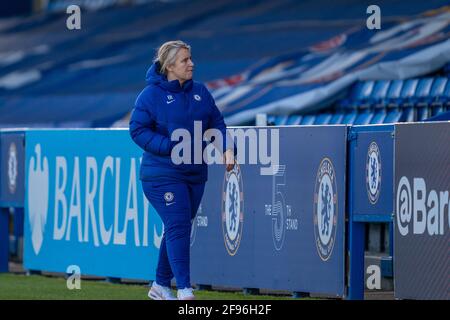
[
  {"xmin": 384, "ymin": 109, "xmax": 402, "ymax": 123},
  {"xmin": 356, "ymin": 80, "xmax": 376, "ymax": 108},
  {"xmin": 267, "ymin": 115, "xmax": 277, "ymax": 125},
  {"xmin": 314, "ymin": 113, "xmax": 333, "ymax": 125},
  {"xmin": 400, "ymin": 107, "xmax": 415, "ymax": 122},
  {"xmin": 354, "ymin": 111, "xmax": 373, "ymax": 125},
  {"xmin": 274, "ymin": 115, "xmax": 289, "ymax": 125},
  {"xmin": 286, "ymin": 115, "xmax": 302, "ymax": 125},
  {"xmin": 413, "ymin": 78, "xmax": 434, "ymax": 107},
  {"xmin": 385, "ymin": 80, "xmax": 404, "ymax": 108},
  {"xmin": 399, "ymin": 79, "xmax": 419, "ymax": 107},
  {"xmin": 431, "ymin": 106, "xmax": 444, "ymax": 117},
  {"xmin": 329, "ymin": 113, "xmax": 345, "ymax": 124},
  {"xmin": 444, "ymin": 79, "xmax": 450, "ymax": 102},
  {"xmin": 417, "ymin": 107, "xmax": 431, "ymax": 121},
  {"xmin": 430, "ymin": 77, "xmax": 449, "ymax": 107},
  {"xmin": 338, "ymin": 82, "xmax": 365, "ymax": 109},
  {"xmin": 370, "ymin": 109, "xmax": 387, "ymax": 124},
  {"xmin": 370, "ymin": 80, "xmax": 391, "ymax": 107},
  {"xmin": 342, "ymin": 111, "xmax": 358, "ymax": 124},
  {"xmin": 338, "ymin": 81, "xmax": 375, "ymax": 109},
  {"xmin": 300, "ymin": 115, "xmax": 315, "ymax": 125}
]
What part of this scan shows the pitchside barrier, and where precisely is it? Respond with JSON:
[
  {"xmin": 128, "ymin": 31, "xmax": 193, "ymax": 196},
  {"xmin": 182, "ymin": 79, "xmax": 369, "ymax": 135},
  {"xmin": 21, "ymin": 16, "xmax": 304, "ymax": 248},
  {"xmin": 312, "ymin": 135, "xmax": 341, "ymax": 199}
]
[
  {"xmin": 347, "ymin": 124, "xmax": 395, "ymax": 299},
  {"xmin": 394, "ymin": 122, "xmax": 449, "ymax": 300},
  {"xmin": 2, "ymin": 122, "xmax": 448, "ymax": 299},
  {"xmin": 190, "ymin": 125, "xmax": 347, "ymax": 297},
  {"xmin": 22, "ymin": 129, "xmax": 162, "ymax": 280}
]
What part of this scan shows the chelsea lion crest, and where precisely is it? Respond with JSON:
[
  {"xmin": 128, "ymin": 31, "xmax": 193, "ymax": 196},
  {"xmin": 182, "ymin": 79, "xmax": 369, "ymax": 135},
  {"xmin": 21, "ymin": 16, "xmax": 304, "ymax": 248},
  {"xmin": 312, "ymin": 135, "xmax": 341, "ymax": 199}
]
[
  {"xmin": 8, "ymin": 142, "xmax": 18, "ymax": 194},
  {"xmin": 222, "ymin": 162, "xmax": 244, "ymax": 256},
  {"xmin": 313, "ymin": 158, "xmax": 338, "ymax": 261},
  {"xmin": 366, "ymin": 142, "xmax": 381, "ymax": 204}
]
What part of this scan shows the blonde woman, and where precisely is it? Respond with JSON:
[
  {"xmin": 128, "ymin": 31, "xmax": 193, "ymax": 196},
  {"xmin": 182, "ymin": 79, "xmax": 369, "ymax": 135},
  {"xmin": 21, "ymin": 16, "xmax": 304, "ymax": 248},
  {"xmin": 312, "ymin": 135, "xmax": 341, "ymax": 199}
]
[{"xmin": 129, "ymin": 40, "xmax": 235, "ymax": 300}]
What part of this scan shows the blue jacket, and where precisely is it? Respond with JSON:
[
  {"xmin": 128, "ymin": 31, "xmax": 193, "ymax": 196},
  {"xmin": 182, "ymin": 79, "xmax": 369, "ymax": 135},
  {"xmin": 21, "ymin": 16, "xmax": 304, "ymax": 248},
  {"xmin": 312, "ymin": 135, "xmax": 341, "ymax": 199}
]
[{"xmin": 129, "ymin": 62, "xmax": 233, "ymax": 184}]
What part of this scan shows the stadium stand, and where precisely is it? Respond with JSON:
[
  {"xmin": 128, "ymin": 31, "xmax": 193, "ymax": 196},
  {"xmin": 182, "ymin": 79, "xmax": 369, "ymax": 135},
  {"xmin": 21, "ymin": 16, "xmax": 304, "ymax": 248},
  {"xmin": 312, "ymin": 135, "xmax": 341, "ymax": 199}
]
[
  {"xmin": 0, "ymin": 0, "xmax": 449, "ymax": 127},
  {"xmin": 267, "ymin": 74, "xmax": 450, "ymax": 126}
]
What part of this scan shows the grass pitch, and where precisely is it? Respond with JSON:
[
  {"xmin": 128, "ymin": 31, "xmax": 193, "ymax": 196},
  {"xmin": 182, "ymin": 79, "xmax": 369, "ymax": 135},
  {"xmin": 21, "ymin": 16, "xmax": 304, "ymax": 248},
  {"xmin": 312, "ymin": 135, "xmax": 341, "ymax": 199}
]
[{"xmin": 0, "ymin": 274, "xmax": 298, "ymax": 300}]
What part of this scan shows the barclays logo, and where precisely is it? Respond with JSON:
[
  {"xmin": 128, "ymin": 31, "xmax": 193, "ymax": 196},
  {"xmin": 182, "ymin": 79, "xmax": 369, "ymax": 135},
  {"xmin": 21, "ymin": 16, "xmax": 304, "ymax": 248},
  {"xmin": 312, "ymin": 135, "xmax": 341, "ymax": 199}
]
[
  {"xmin": 396, "ymin": 176, "xmax": 449, "ymax": 237},
  {"xmin": 25, "ymin": 142, "xmax": 165, "ymax": 255},
  {"xmin": 27, "ymin": 144, "xmax": 49, "ymax": 255}
]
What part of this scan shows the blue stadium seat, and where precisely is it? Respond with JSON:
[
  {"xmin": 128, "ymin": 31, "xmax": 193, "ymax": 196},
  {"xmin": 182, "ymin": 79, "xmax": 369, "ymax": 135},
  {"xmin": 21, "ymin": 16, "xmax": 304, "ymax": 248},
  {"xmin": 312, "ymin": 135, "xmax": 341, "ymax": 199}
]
[
  {"xmin": 356, "ymin": 80, "xmax": 376, "ymax": 108},
  {"xmin": 370, "ymin": 80, "xmax": 391, "ymax": 107},
  {"xmin": 413, "ymin": 78, "xmax": 434, "ymax": 106},
  {"xmin": 386, "ymin": 80, "xmax": 404, "ymax": 107},
  {"xmin": 286, "ymin": 115, "xmax": 302, "ymax": 125},
  {"xmin": 300, "ymin": 115, "xmax": 315, "ymax": 125},
  {"xmin": 431, "ymin": 106, "xmax": 444, "ymax": 117},
  {"xmin": 399, "ymin": 79, "xmax": 419, "ymax": 107},
  {"xmin": 329, "ymin": 113, "xmax": 345, "ymax": 124},
  {"xmin": 370, "ymin": 109, "xmax": 387, "ymax": 124},
  {"xmin": 354, "ymin": 111, "xmax": 373, "ymax": 125},
  {"xmin": 400, "ymin": 107, "xmax": 415, "ymax": 122},
  {"xmin": 267, "ymin": 115, "xmax": 277, "ymax": 125},
  {"xmin": 274, "ymin": 115, "xmax": 289, "ymax": 125},
  {"xmin": 444, "ymin": 79, "xmax": 450, "ymax": 105},
  {"xmin": 314, "ymin": 113, "xmax": 332, "ymax": 125},
  {"xmin": 384, "ymin": 109, "xmax": 402, "ymax": 123},
  {"xmin": 342, "ymin": 111, "xmax": 358, "ymax": 124},
  {"xmin": 338, "ymin": 82, "xmax": 364, "ymax": 109},
  {"xmin": 338, "ymin": 81, "xmax": 375, "ymax": 109},
  {"xmin": 417, "ymin": 107, "xmax": 431, "ymax": 121},
  {"xmin": 430, "ymin": 77, "xmax": 448, "ymax": 107}
]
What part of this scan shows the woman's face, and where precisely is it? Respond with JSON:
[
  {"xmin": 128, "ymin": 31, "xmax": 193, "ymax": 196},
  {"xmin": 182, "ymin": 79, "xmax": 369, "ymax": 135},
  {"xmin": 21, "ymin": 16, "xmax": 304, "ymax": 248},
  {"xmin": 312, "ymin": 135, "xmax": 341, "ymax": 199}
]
[{"xmin": 167, "ymin": 48, "xmax": 194, "ymax": 84}]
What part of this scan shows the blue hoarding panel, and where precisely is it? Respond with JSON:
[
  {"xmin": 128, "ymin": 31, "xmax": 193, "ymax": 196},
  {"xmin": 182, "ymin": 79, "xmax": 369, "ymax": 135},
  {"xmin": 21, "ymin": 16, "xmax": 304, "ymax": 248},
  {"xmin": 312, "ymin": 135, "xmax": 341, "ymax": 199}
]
[
  {"xmin": 394, "ymin": 122, "xmax": 450, "ymax": 300},
  {"xmin": 0, "ymin": 132, "xmax": 25, "ymax": 207},
  {"xmin": 350, "ymin": 125, "xmax": 394, "ymax": 220},
  {"xmin": 23, "ymin": 130, "xmax": 162, "ymax": 280},
  {"xmin": 0, "ymin": 208, "xmax": 8, "ymax": 272},
  {"xmin": 191, "ymin": 126, "xmax": 347, "ymax": 297}
]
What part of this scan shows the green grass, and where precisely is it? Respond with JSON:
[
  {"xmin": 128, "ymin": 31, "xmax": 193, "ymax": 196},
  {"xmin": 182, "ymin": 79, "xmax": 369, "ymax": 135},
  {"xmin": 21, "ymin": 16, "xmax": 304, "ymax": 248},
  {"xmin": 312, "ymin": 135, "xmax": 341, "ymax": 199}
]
[{"xmin": 0, "ymin": 274, "xmax": 299, "ymax": 300}]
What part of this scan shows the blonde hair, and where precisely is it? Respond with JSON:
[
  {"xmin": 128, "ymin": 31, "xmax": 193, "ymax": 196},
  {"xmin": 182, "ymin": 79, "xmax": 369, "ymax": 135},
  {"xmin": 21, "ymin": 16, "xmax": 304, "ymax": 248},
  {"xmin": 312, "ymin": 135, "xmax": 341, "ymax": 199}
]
[{"xmin": 154, "ymin": 40, "xmax": 191, "ymax": 75}]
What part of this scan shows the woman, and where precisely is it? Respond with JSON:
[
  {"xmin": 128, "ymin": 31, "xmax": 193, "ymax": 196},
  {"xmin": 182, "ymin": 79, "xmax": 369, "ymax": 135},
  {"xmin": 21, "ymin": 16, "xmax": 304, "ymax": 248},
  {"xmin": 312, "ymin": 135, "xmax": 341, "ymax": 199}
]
[{"xmin": 129, "ymin": 40, "xmax": 235, "ymax": 300}]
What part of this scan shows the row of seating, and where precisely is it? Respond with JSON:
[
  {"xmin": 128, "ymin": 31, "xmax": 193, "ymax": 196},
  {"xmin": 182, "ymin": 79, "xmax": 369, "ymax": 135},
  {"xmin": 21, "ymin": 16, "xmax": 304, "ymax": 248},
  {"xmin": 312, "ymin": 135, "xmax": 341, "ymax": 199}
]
[
  {"xmin": 267, "ymin": 105, "xmax": 448, "ymax": 126},
  {"xmin": 338, "ymin": 77, "xmax": 450, "ymax": 109}
]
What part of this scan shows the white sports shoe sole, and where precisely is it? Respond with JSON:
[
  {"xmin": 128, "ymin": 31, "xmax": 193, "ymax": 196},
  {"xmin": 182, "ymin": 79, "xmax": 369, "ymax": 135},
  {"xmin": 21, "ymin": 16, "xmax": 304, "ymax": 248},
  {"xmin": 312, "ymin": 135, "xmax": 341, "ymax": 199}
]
[{"xmin": 148, "ymin": 289, "xmax": 163, "ymax": 300}]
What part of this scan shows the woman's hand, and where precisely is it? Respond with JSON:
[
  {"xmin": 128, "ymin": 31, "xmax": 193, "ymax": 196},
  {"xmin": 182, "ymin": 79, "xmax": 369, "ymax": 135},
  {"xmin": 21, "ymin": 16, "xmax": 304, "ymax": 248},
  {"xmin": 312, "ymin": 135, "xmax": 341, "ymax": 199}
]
[{"xmin": 223, "ymin": 149, "xmax": 235, "ymax": 172}]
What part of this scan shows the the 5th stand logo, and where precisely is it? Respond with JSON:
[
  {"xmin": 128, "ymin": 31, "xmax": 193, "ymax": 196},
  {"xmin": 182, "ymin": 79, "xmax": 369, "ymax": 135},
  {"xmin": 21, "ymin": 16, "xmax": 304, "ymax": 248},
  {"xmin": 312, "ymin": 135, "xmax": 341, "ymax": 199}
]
[
  {"xmin": 313, "ymin": 158, "xmax": 338, "ymax": 261},
  {"xmin": 28, "ymin": 144, "xmax": 49, "ymax": 255},
  {"xmin": 190, "ymin": 203, "xmax": 208, "ymax": 247},
  {"xmin": 264, "ymin": 165, "xmax": 297, "ymax": 251},
  {"xmin": 366, "ymin": 142, "xmax": 381, "ymax": 204},
  {"xmin": 222, "ymin": 162, "xmax": 244, "ymax": 256}
]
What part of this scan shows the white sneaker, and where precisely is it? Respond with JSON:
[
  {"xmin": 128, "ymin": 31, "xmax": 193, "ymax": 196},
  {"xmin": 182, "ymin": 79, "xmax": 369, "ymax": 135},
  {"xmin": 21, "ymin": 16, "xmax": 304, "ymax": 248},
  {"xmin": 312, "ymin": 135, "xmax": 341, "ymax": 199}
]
[
  {"xmin": 177, "ymin": 287, "xmax": 195, "ymax": 300},
  {"xmin": 148, "ymin": 282, "xmax": 176, "ymax": 300}
]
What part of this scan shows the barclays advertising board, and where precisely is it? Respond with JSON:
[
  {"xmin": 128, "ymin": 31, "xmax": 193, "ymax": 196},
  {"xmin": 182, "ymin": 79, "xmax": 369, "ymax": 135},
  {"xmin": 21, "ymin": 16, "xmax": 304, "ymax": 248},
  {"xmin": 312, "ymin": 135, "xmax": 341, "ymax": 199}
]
[
  {"xmin": 190, "ymin": 125, "xmax": 347, "ymax": 297},
  {"xmin": 24, "ymin": 130, "xmax": 163, "ymax": 280},
  {"xmin": 394, "ymin": 122, "xmax": 450, "ymax": 300}
]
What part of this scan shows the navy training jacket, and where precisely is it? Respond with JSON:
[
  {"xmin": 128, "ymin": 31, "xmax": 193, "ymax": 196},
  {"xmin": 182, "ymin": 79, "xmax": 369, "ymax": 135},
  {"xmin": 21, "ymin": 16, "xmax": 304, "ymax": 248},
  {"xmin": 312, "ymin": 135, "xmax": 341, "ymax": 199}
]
[{"xmin": 129, "ymin": 62, "xmax": 233, "ymax": 184}]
